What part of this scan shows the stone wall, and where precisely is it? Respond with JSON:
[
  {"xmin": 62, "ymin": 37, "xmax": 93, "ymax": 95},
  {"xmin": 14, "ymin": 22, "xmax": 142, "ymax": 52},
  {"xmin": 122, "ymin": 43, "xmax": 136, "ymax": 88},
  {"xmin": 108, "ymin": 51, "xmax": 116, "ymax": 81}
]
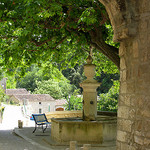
[
  {"xmin": 99, "ymin": 0, "xmax": 150, "ymax": 149},
  {"xmin": 117, "ymin": 11, "xmax": 150, "ymax": 150}
]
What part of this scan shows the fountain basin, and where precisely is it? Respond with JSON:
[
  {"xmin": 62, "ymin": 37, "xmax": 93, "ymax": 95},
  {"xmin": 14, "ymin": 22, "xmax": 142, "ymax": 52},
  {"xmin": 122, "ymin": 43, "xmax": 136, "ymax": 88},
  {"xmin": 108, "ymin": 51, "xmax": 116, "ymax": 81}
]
[{"xmin": 51, "ymin": 112, "xmax": 117, "ymax": 144}]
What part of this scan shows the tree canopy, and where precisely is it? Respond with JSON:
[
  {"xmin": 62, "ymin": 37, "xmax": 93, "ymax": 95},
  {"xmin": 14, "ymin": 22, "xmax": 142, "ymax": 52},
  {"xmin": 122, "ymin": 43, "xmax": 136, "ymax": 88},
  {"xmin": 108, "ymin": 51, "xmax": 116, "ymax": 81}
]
[{"xmin": 0, "ymin": 0, "xmax": 119, "ymax": 76}]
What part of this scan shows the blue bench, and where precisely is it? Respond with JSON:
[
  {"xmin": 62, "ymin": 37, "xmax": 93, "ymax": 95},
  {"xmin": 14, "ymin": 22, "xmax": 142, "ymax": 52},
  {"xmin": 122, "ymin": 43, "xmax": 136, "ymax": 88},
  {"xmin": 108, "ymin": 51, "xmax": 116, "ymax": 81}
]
[{"xmin": 32, "ymin": 113, "xmax": 50, "ymax": 133}]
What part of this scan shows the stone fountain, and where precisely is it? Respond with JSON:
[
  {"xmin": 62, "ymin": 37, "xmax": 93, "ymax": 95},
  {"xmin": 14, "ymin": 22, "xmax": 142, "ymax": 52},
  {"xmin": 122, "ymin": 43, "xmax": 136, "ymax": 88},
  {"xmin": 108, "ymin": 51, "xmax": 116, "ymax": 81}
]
[{"xmin": 51, "ymin": 53, "xmax": 117, "ymax": 145}]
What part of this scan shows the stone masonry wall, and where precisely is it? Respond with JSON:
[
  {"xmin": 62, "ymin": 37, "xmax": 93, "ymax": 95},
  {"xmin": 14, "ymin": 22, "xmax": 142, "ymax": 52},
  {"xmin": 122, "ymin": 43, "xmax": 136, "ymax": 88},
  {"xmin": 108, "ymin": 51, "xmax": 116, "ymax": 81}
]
[
  {"xmin": 99, "ymin": 0, "xmax": 150, "ymax": 149},
  {"xmin": 117, "ymin": 10, "xmax": 150, "ymax": 150}
]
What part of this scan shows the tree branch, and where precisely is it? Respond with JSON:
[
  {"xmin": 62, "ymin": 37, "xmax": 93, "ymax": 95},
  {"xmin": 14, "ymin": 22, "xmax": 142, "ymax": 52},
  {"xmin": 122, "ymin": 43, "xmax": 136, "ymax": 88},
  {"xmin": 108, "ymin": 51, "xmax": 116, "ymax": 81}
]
[
  {"xmin": 31, "ymin": 38, "xmax": 53, "ymax": 47},
  {"xmin": 52, "ymin": 36, "xmax": 67, "ymax": 50},
  {"xmin": 89, "ymin": 26, "xmax": 120, "ymax": 69}
]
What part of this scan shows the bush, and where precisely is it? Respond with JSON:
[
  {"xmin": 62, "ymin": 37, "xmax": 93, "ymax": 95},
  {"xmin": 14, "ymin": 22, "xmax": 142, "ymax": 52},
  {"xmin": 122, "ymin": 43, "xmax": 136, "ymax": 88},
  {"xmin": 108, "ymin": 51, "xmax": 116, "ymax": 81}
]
[
  {"xmin": 0, "ymin": 86, "xmax": 8, "ymax": 104},
  {"xmin": 97, "ymin": 80, "xmax": 119, "ymax": 112},
  {"xmin": 33, "ymin": 79, "xmax": 73, "ymax": 99},
  {"xmin": 65, "ymin": 89, "xmax": 83, "ymax": 110}
]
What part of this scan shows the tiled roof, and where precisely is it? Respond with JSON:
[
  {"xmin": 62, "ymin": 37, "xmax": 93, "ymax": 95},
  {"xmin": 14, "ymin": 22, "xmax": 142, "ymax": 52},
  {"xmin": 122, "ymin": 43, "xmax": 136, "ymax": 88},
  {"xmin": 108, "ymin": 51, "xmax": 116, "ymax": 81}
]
[
  {"xmin": 55, "ymin": 99, "xmax": 67, "ymax": 105},
  {"xmin": 13, "ymin": 94, "xmax": 55, "ymax": 102},
  {"xmin": 6, "ymin": 89, "xmax": 30, "ymax": 95}
]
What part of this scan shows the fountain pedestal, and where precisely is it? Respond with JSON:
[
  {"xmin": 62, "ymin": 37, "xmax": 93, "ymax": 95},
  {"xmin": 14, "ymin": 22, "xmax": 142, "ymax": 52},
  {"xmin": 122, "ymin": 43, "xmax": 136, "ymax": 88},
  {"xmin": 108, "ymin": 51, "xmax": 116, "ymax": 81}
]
[{"xmin": 80, "ymin": 63, "xmax": 100, "ymax": 121}]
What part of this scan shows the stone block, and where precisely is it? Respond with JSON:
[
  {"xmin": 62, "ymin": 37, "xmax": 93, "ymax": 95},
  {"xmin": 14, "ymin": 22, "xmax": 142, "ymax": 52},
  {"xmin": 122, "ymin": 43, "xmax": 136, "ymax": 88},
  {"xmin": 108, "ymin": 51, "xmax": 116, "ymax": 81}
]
[
  {"xmin": 70, "ymin": 141, "xmax": 77, "ymax": 150},
  {"xmin": 118, "ymin": 106, "xmax": 129, "ymax": 119},
  {"xmin": 83, "ymin": 144, "xmax": 91, "ymax": 150},
  {"xmin": 116, "ymin": 141, "xmax": 121, "ymax": 150},
  {"xmin": 120, "ymin": 143, "xmax": 128, "ymax": 150},
  {"xmin": 135, "ymin": 120, "xmax": 143, "ymax": 132},
  {"xmin": 132, "ymin": 41, "xmax": 139, "ymax": 58},
  {"xmin": 129, "ymin": 109, "xmax": 136, "ymax": 120},
  {"xmin": 18, "ymin": 120, "xmax": 23, "ymax": 128},
  {"xmin": 120, "ymin": 82, "xmax": 127, "ymax": 94},
  {"xmin": 134, "ymin": 135, "xmax": 144, "ymax": 145},
  {"xmin": 135, "ymin": 131, "xmax": 142, "ymax": 137},
  {"xmin": 138, "ymin": 64, "xmax": 149, "ymax": 76},
  {"xmin": 144, "ymin": 138, "xmax": 150, "ymax": 146},
  {"xmin": 143, "ymin": 120, "xmax": 150, "ymax": 132},
  {"xmin": 119, "ymin": 95, "xmax": 131, "ymax": 106},
  {"xmin": 126, "ymin": 82, "xmax": 135, "ymax": 94},
  {"xmin": 140, "ymin": 0, "xmax": 150, "ymax": 13},
  {"xmin": 128, "ymin": 145, "xmax": 136, "ymax": 150},
  {"xmin": 119, "ymin": 43, "xmax": 126, "ymax": 56},
  {"xmin": 146, "ymin": 132, "xmax": 150, "ymax": 138},
  {"xmin": 141, "ymin": 51, "xmax": 148, "ymax": 62},
  {"xmin": 120, "ymin": 70, "xmax": 127, "ymax": 81},
  {"xmin": 139, "ymin": 20, "xmax": 148, "ymax": 32},
  {"xmin": 118, "ymin": 119, "xmax": 132, "ymax": 132},
  {"xmin": 117, "ymin": 130, "xmax": 127, "ymax": 142},
  {"xmin": 142, "ymin": 109, "xmax": 150, "ymax": 118},
  {"xmin": 120, "ymin": 57, "xmax": 126, "ymax": 70}
]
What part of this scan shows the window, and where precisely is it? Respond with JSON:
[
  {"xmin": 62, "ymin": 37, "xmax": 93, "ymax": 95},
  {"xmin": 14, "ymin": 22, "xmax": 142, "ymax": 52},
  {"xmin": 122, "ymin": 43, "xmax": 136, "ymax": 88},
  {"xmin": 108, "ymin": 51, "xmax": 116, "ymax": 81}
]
[
  {"xmin": 39, "ymin": 108, "xmax": 42, "ymax": 114},
  {"xmin": 39, "ymin": 102, "xmax": 41, "ymax": 104}
]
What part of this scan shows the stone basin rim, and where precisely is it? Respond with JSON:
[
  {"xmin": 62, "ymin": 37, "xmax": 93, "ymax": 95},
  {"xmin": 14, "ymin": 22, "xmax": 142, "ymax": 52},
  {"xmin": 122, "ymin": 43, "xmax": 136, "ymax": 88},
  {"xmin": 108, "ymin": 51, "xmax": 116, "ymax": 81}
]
[{"xmin": 51, "ymin": 116, "xmax": 117, "ymax": 124}]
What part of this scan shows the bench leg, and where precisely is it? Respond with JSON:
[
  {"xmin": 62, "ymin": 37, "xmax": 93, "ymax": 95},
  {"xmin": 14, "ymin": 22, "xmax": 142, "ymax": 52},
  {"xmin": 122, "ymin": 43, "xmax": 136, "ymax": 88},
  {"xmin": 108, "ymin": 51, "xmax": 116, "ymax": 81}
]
[
  {"xmin": 43, "ymin": 124, "xmax": 48, "ymax": 133},
  {"xmin": 33, "ymin": 124, "xmax": 37, "ymax": 133},
  {"xmin": 42, "ymin": 124, "xmax": 44, "ymax": 133}
]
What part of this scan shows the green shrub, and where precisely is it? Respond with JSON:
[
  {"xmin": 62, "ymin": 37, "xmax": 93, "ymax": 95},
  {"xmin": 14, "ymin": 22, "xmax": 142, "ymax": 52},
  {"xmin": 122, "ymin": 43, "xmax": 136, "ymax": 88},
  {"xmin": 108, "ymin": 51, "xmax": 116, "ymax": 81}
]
[
  {"xmin": 33, "ymin": 79, "xmax": 73, "ymax": 99},
  {"xmin": 97, "ymin": 80, "xmax": 119, "ymax": 112},
  {"xmin": 65, "ymin": 89, "xmax": 83, "ymax": 110}
]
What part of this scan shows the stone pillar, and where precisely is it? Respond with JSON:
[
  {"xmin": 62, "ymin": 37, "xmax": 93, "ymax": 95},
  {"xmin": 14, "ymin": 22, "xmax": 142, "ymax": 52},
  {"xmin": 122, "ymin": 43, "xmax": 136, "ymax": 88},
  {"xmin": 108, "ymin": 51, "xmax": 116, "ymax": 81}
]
[
  {"xmin": 69, "ymin": 141, "xmax": 77, "ymax": 150},
  {"xmin": 80, "ymin": 55, "xmax": 100, "ymax": 121},
  {"xmin": 83, "ymin": 144, "xmax": 91, "ymax": 150},
  {"xmin": 18, "ymin": 120, "xmax": 23, "ymax": 128}
]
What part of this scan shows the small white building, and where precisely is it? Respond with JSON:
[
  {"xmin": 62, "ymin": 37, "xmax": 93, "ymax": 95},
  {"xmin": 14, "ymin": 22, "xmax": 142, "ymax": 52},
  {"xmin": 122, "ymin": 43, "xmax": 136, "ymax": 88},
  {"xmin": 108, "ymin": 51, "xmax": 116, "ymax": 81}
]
[
  {"xmin": 13, "ymin": 94, "xmax": 55, "ymax": 114},
  {"xmin": 6, "ymin": 89, "xmax": 66, "ymax": 115}
]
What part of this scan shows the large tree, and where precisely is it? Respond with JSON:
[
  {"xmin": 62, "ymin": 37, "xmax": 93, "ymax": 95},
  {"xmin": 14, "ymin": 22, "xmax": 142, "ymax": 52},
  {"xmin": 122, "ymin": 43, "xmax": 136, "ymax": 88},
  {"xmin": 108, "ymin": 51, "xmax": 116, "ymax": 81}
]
[{"xmin": 0, "ymin": 0, "xmax": 119, "ymax": 74}]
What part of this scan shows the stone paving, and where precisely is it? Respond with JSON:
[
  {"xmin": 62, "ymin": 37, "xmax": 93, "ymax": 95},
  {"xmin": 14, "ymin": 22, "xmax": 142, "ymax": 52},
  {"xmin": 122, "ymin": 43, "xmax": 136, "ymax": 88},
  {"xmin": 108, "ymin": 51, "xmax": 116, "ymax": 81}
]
[
  {"xmin": 14, "ymin": 126, "xmax": 116, "ymax": 150},
  {"xmin": 0, "ymin": 129, "xmax": 44, "ymax": 150}
]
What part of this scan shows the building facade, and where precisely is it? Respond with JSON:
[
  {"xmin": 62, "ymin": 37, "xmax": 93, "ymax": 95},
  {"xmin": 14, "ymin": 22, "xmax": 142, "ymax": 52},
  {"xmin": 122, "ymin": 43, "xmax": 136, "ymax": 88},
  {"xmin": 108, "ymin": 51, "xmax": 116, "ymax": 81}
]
[{"xmin": 6, "ymin": 88, "xmax": 66, "ymax": 115}]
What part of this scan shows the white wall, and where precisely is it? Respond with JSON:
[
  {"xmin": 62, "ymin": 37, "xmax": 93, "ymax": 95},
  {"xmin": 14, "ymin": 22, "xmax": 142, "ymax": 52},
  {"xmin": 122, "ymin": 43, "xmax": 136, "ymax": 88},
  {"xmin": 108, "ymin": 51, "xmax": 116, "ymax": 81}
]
[{"xmin": 27, "ymin": 101, "xmax": 56, "ymax": 114}]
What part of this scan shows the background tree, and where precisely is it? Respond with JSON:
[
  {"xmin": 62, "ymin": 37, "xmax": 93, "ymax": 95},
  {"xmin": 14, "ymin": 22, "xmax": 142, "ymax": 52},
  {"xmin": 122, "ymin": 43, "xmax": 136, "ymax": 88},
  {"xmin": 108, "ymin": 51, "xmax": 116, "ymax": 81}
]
[
  {"xmin": 33, "ymin": 79, "xmax": 73, "ymax": 99},
  {"xmin": 15, "ymin": 62, "xmax": 68, "ymax": 91},
  {"xmin": 0, "ymin": 86, "xmax": 8, "ymax": 108},
  {"xmin": 97, "ymin": 80, "xmax": 119, "ymax": 112}
]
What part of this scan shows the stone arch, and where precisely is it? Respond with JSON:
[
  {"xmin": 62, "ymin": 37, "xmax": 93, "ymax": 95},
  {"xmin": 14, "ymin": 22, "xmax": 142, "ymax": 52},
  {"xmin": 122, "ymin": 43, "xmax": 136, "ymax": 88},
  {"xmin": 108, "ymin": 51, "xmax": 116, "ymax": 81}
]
[
  {"xmin": 99, "ymin": 0, "xmax": 138, "ymax": 42},
  {"xmin": 99, "ymin": 0, "xmax": 150, "ymax": 149}
]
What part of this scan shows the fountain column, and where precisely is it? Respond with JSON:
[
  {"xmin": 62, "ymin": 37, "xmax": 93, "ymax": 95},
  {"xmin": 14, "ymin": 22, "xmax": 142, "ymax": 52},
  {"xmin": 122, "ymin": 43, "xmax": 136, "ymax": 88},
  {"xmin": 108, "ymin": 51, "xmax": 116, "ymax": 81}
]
[{"xmin": 80, "ymin": 55, "xmax": 101, "ymax": 121}]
